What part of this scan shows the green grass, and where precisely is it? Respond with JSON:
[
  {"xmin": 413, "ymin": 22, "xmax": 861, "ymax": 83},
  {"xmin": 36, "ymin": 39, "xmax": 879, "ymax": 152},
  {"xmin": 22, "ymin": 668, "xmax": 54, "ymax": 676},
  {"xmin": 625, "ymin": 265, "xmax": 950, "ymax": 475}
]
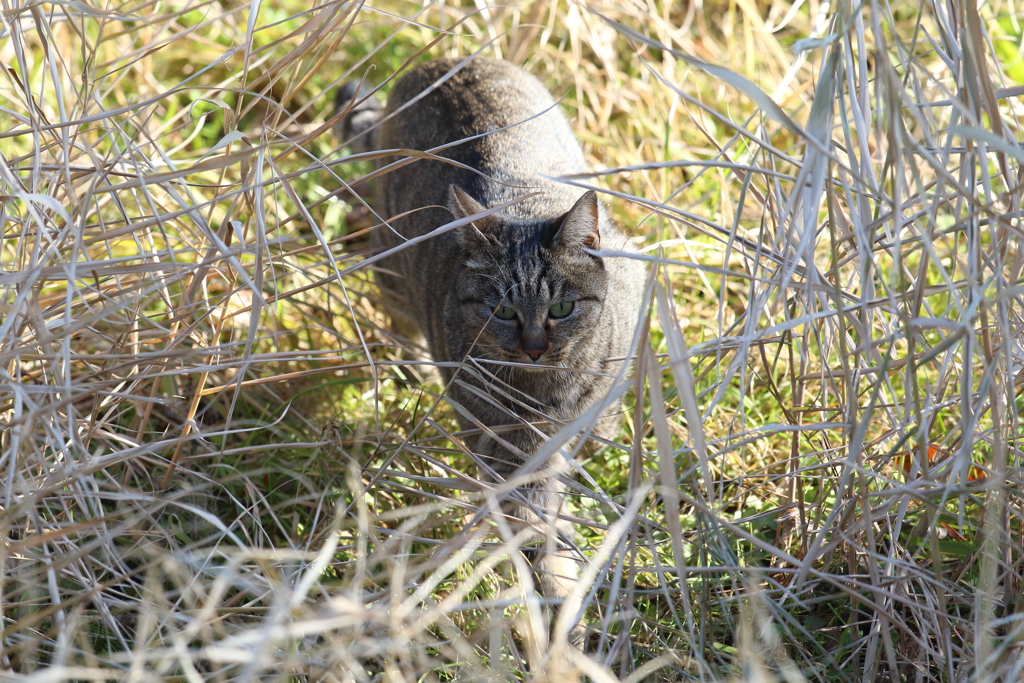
[{"xmin": 2, "ymin": 0, "xmax": 1023, "ymax": 680}]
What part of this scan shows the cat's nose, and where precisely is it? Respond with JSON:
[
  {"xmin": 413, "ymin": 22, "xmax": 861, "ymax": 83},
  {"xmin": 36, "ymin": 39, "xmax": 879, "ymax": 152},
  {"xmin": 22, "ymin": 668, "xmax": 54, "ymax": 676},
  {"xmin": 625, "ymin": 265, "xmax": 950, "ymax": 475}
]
[{"xmin": 521, "ymin": 328, "xmax": 549, "ymax": 362}]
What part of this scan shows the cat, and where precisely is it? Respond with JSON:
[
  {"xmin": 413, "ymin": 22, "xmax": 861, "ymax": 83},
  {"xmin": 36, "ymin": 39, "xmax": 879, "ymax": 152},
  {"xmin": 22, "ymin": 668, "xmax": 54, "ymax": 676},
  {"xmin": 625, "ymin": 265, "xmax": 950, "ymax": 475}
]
[{"xmin": 335, "ymin": 57, "xmax": 646, "ymax": 649}]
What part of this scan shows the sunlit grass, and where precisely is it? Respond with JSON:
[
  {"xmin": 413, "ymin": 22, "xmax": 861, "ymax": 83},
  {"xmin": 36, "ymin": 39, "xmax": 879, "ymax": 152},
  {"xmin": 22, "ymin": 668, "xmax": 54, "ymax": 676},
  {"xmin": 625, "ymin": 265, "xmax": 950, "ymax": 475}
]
[{"xmin": 2, "ymin": 0, "xmax": 1023, "ymax": 680}]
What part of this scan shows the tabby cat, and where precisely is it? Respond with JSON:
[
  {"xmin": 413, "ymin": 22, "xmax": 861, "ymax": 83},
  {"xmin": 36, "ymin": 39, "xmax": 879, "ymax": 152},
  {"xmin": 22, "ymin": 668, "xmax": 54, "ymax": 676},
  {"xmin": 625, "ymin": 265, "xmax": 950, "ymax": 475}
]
[{"xmin": 336, "ymin": 57, "xmax": 646, "ymax": 648}]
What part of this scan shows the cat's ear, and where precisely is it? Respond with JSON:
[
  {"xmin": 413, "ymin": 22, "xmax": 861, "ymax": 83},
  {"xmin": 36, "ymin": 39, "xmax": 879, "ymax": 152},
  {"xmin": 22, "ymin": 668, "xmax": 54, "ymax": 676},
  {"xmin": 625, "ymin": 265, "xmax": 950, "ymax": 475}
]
[
  {"xmin": 552, "ymin": 191, "xmax": 600, "ymax": 251},
  {"xmin": 447, "ymin": 185, "xmax": 500, "ymax": 254}
]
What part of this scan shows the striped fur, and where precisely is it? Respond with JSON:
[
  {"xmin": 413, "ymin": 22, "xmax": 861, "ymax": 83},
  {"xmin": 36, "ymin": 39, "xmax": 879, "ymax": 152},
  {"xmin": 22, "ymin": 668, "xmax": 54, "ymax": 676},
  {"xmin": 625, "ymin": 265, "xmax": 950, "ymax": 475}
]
[{"xmin": 337, "ymin": 56, "xmax": 646, "ymax": 649}]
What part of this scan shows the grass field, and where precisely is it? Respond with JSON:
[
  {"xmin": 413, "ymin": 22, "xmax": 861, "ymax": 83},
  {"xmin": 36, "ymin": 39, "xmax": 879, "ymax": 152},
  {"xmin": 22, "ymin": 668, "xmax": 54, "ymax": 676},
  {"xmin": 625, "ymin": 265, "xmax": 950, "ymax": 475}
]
[{"xmin": 2, "ymin": 0, "xmax": 1024, "ymax": 680}]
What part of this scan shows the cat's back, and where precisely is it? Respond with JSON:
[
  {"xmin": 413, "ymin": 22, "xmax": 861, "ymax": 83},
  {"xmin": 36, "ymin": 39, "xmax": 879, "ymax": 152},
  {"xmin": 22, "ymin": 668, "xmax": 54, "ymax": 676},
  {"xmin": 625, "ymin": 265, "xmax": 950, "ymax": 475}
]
[
  {"xmin": 383, "ymin": 58, "xmax": 561, "ymax": 131},
  {"xmin": 377, "ymin": 57, "xmax": 588, "ymax": 215}
]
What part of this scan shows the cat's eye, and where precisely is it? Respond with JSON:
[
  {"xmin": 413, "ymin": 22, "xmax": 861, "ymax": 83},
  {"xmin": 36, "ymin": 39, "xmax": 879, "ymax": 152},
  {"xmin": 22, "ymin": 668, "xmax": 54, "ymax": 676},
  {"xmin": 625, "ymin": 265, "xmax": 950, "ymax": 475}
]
[
  {"xmin": 494, "ymin": 305, "xmax": 517, "ymax": 320},
  {"xmin": 548, "ymin": 301, "xmax": 575, "ymax": 319}
]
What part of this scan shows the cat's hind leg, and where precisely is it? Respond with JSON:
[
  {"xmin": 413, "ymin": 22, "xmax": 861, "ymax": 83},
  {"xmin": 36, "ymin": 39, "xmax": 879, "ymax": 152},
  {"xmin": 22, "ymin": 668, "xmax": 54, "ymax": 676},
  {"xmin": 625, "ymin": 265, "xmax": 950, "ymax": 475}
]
[{"xmin": 334, "ymin": 81, "xmax": 382, "ymax": 154}]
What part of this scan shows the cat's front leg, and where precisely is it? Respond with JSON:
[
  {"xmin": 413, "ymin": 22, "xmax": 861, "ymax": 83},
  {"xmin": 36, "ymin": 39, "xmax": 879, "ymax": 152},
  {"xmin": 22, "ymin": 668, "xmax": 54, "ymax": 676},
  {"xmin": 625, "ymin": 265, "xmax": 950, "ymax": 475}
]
[
  {"xmin": 518, "ymin": 473, "xmax": 588, "ymax": 650},
  {"xmin": 478, "ymin": 434, "xmax": 587, "ymax": 650}
]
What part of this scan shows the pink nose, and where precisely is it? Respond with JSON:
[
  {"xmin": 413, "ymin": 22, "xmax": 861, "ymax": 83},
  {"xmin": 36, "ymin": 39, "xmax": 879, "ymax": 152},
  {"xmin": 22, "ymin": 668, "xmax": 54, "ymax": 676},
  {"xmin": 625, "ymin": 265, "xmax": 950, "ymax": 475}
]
[
  {"xmin": 524, "ymin": 348, "xmax": 544, "ymax": 361},
  {"xmin": 521, "ymin": 326, "xmax": 548, "ymax": 362}
]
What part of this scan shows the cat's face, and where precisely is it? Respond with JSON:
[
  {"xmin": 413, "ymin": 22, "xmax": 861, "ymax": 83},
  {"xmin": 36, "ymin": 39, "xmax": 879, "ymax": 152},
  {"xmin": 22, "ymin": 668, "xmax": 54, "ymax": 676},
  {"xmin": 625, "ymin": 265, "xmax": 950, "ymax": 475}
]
[{"xmin": 450, "ymin": 188, "xmax": 609, "ymax": 369}]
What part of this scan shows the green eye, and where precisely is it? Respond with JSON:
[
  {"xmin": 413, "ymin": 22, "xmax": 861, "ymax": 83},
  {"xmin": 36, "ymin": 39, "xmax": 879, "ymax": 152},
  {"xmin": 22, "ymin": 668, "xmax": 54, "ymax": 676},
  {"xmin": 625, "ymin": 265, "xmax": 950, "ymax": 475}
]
[
  {"xmin": 494, "ymin": 305, "xmax": 517, "ymax": 320},
  {"xmin": 548, "ymin": 301, "xmax": 575, "ymax": 318}
]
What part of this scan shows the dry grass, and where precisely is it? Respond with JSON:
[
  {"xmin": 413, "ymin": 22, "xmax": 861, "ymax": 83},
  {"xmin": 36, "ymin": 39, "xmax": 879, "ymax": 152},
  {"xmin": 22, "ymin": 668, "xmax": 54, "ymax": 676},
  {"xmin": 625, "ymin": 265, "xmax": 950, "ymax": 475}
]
[{"xmin": 2, "ymin": 0, "xmax": 1024, "ymax": 680}]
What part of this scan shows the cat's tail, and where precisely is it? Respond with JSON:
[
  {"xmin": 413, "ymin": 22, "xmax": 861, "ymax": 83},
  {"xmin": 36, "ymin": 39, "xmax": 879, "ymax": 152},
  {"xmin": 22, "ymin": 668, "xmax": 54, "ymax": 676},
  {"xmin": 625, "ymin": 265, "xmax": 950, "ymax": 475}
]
[{"xmin": 333, "ymin": 80, "xmax": 382, "ymax": 154}]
